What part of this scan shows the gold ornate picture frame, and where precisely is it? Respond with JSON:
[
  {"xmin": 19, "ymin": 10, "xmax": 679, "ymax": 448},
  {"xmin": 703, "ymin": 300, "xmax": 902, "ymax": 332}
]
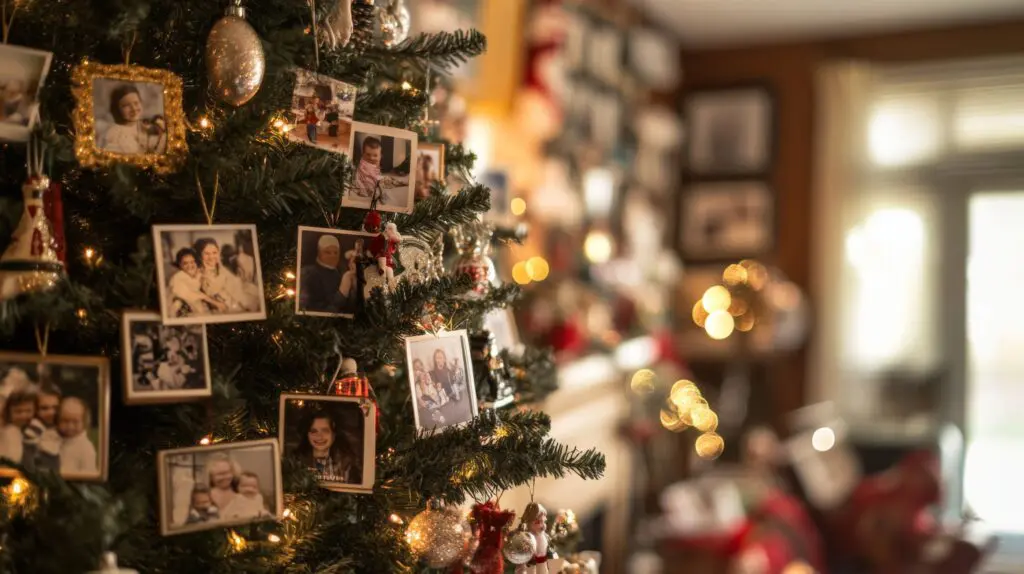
[{"xmin": 71, "ymin": 61, "xmax": 188, "ymax": 174}]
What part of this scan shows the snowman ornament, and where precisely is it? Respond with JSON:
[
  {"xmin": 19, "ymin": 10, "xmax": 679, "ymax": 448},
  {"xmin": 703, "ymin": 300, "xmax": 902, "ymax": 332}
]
[{"xmin": 516, "ymin": 502, "xmax": 550, "ymax": 574}]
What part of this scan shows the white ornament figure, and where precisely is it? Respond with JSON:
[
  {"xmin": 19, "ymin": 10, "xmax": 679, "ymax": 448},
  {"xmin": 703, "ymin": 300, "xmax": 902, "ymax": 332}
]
[
  {"xmin": 369, "ymin": 222, "xmax": 402, "ymax": 288},
  {"xmin": 320, "ymin": 0, "xmax": 354, "ymax": 49},
  {"xmin": 515, "ymin": 502, "xmax": 549, "ymax": 574}
]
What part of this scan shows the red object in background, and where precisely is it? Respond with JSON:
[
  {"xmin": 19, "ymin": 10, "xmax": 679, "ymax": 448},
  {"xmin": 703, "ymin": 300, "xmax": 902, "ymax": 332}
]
[
  {"xmin": 42, "ymin": 181, "xmax": 65, "ymax": 264},
  {"xmin": 831, "ymin": 450, "xmax": 942, "ymax": 573},
  {"xmin": 453, "ymin": 500, "xmax": 516, "ymax": 574},
  {"xmin": 548, "ymin": 315, "xmax": 586, "ymax": 357}
]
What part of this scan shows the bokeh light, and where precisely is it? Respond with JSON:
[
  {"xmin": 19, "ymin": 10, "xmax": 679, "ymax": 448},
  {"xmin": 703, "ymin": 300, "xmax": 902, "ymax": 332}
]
[
  {"xmin": 782, "ymin": 561, "xmax": 815, "ymax": 574},
  {"xmin": 692, "ymin": 407, "xmax": 719, "ymax": 433},
  {"xmin": 811, "ymin": 427, "xmax": 836, "ymax": 452},
  {"xmin": 701, "ymin": 285, "xmax": 732, "ymax": 313},
  {"xmin": 630, "ymin": 369, "xmax": 657, "ymax": 395},
  {"xmin": 695, "ymin": 431, "xmax": 725, "ymax": 460},
  {"xmin": 723, "ymin": 263, "xmax": 748, "ymax": 286},
  {"xmin": 692, "ymin": 300, "xmax": 709, "ymax": 327},
  {"xmin": 669, "ymin": 380, "xmax": 701, "ymax": 407},
  {"xmin": 510, "ymin": 197, "xmax": 527, "ymax": 216},
  {"xmin": 678, "ymin": 397, "xmax": 708, "ymax": 426},
  {"xmin": 660, "ymin": 404, "xmax": 685, "ymax": 432},
  {"xmin": 704, "ymin": 310, "xmax": 735, "ymax": 340},
  {"xmin": 525, "ymin": 256, "xmax": 550, "ymax": 281},
  {"xmin": 512, "ymin": 262, "xmax": 531, "ymax": 285},
  {"xmin": 740, "ymin": 259, "xmax": 769, "ymax": 290},
  {"xmin": 583, "ymin": 231, "xmax": 614, "ymax": 264}
]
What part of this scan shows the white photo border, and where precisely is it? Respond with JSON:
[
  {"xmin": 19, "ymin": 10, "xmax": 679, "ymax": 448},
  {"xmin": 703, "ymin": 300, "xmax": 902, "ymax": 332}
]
[
  {"xmin": 342, "ymin": 121, "xmax": 418, "ymax": 215},
  {"xmin": 294, "ymin": 226, "xmax": 377, "ymax": 319},
  {"xmin": 120, "ymin": 310, "xmax": 212, "ymax": 404},
  {"xmin": 0, "ymin": 351, "xmax": 110, "ymax": 482},
  {"xmin": 157, "ymin": 438, "xmax": 283, "ymax": 536},
  {"xmin": 0, "ymin": 43, "xmax": 53, "ymax": 142},
  {"xmin": 278, "ymin": 393, "xmax": 377, "ymax": 493},
  {"xmin": 152, "ymin": 223, "xmax": 267, "ymax": 326},
  {"xmin": 404, "ymin": 329, "xmax": 478, "ymax": 434}
]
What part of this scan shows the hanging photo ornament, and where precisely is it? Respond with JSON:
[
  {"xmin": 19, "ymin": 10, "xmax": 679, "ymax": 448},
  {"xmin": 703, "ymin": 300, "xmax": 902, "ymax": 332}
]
[
  {"xmin": 205, "ymin": 0, "xmax": 266, "ymax": 106},
  {"xmin": 319, "ymin": 0, "xmax": 354, "ymax": 49},
  {"xmin": 87, "ymin": 552, "xmax": 137, "ymax": 574},
  {"xmin": 451, "ymin": 220, "xmax": 497, "ymax": 298},
  {"xmin": 0, "ymin": 141, "xmax": 64, "ymax": 301}
]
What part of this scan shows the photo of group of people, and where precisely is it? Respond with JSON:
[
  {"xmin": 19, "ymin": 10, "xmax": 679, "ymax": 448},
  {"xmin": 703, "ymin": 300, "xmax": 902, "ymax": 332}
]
[
  {"xmin": 342, "ymin": 122, "xmax": 418, "ymax": 215},
  {"xmin": 0, "ymin": 44, "xmax": 52, "ymax": 141},
  {"xmin": 0, "ymin": 353, "xmax": 108, "ymax": 481},
  {"xmin": 405, "ymin": 330, "xmax": 478, "ymax": 433},
  {"xmin": 279, "ymin": 395, "xmax": 375, "ymax": 493},
  {"xmin": 153, "ymin": 224, "xmax": 267, "ymax": 325},
  {"xmin": 158, "ymin": 439, "xmax": 282, "ymax": 535},
  {"xmin": 286, "ymin": 68, "xmax": 357, "ymax": 155},
  {"xmin": 295, "ymin": 226, "xmax": 375, "ymax": 318},
  {"xmin": 121, "ymin": 311, "xmax": 211, "ymax": 404}
]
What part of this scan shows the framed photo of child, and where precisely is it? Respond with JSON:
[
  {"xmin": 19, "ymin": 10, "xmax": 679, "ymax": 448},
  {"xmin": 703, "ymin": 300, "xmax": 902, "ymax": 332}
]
[
  {"xmin": 278, "ymin": 394, "xmax": 376, "ymax": 493},
  {"xmin": 0, "ymin": 352, "xmax": 109, "ymax": 482},
  {"xmin": 286, "ymin": 68, "xmax": 357, "ymax": 156},
  {"xmin": 157, "ymin": 438, "xmax": 283, "ymax": 536},
  {"xmin": 120, "ymin": 311, "xmax": 211, "ymax": 404},
  {"xmin": 295, "ymin": 226, "xmax": 375, "ymax": 318},
  {"xmin": 404, "ymin": 330, "xmax": 478, "ymax": 433},
  {"xmin": 152, "ymin": 224, "xmax": 267, "ymax": 326},
  {"xmin": 414, "ymin": 142, "xmax": 445, "ymax": 200},
  {"xmin": 342, "ymin": 122, "xmax": 418, "ymax": 215},
  {"xmin": 71, "ymin": 62, "xmax": 188, "ymax": 174},
  {"xmin": 0, "ymin": 44, "xmax": 53, "ymax": 142}
]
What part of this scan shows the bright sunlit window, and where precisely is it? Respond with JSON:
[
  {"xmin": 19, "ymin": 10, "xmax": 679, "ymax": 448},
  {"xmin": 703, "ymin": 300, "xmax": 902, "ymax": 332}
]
[{"xmin": 868, "ymin": 96, "xmax": 941, "ymax": 167}]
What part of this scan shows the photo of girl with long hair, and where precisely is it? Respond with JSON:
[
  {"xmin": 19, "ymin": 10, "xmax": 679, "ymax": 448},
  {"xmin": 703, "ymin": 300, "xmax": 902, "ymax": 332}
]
[{"xmin": 279, "ymin": 395, "xmax": 376, "ymax": 493}]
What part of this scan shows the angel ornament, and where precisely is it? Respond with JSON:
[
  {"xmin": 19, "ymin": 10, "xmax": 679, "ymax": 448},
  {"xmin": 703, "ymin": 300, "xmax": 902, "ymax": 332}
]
[{"xmin": 516, "ymin": 502, "xmax": 550, "ymax": 574}]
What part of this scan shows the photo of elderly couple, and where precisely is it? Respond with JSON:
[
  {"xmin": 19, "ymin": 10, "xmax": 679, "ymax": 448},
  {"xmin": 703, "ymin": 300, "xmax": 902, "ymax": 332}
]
[{"xmin": 295, "ymin": 226, "xmax": 376, "ymax": 318}]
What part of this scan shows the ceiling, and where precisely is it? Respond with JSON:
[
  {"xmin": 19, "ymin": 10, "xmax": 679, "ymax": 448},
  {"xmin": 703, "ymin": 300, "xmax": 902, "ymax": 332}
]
[{"xmin": 634, "ymin": 0, "xmax": 1024, "ymax": 48}]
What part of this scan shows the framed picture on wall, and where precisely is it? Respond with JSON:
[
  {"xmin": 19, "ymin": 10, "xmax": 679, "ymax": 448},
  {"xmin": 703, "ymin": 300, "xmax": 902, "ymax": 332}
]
[
  {"xmin": 678, "ymin": 181, "xmax": 774, "ymax": 261},
  {"xmin": 683, "ymin": 86, "xmax": 775, "ymax": 177}
]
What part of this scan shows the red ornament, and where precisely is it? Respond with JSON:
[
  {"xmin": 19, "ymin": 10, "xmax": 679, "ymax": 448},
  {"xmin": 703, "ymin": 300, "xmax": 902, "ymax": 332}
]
[
  {"xmin": 363, "ymin": 209, "xmax": 382, "ymax": 233},
  {"xmin": 450, "ymin": 500, "xmax": 515, "ymax": 574}
]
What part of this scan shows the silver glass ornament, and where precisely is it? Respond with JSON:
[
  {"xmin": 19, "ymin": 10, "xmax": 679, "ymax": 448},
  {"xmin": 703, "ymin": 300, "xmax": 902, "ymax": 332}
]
[
  {"xmin": 205, "ymin": 0, "xmax": 266, "ymax": 106},
  {"xmin": 406, "ymin": 507, "xmax": 473, "ymax": 568},
  {"xmin": 380, "ymin": 0, "xmax": 410, "ymax": 47},
  {"xmin": 503, "ymin": 530, "xmax": 536, "ymax": 565}
]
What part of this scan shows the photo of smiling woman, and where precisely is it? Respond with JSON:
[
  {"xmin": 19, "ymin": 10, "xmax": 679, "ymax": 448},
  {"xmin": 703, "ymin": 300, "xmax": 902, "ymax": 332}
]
[
  {"xmin": 153, "ymin": 224, "xmax": 267, "ymax": 326},
  {"xmin": 279, "ymin": 394, "xmax": 376, "ymax": 493}
]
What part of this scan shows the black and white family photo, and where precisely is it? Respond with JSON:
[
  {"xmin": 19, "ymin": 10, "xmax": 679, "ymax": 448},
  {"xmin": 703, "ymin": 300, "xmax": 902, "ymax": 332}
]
[
  {"xmin": 405, "ymin": 330, "xmax": 478, "ymax": 433},
  {"xmin": 342, "ymin": 122, "xmax": 417, "ymax": 214},
  {"xmin": 93, "ymin": 77, "xmax": 167, "ymax": 155},
  {"xmin": 414, "ymin": 143, "xmax": 444, "ymax": 200},
  {"xmin": 152, "ymin": 224, "xmax": 266, "ymax": 325},
  {"xmin": 0, "ymin": 43, "xmax": 52, "ymax": 141},
  {"xmin": 279, "ymin": 395, "xmax": 375, "ymax": 492},
  {"xmin": 680, "ymin": 182, "xmax": 774, "ymax": 260},
  {"xmin": 121, "ymin": 311, "xmax": 211, "ymax": 404},
  {"xmin": 287, "ymin": 68, "xmax": 357, "ymax": 155},
  {"xmin": 0, "ymin": 353, "xmax": 108, "ymax": 481},
  {"xmin": 295, "ymin": 226, "xmax": 374, "ymax": 318},
  {"xmin": 158, "ymin": 439, "xmax": 282, "ymax": 536},
  {"xmin": 684, "ymin": 87, "xmax": 774, "ymax": 176}
]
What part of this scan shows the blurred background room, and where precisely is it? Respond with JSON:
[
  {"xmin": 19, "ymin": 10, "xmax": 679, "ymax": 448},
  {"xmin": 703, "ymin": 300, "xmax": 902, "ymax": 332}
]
[{"xmin": 402, "ymin": 0, "xmax": 1024, "ymax": 572}]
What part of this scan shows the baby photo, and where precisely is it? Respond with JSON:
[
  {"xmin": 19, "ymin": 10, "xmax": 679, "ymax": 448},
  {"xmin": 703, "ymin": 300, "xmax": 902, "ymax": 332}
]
[
  {"xmin": 295, "ymin": 226, "xmax": 376, "ymax": 318},
  {"xmin": 0, "ymin": 352, "xmax": 109, "ymax": 481},
  {"xmin": 0, "ymin": 43, "xmax": 52, "ymax": 142},
  {"xmin": 71, "ymin": 62, "xmax": 187, "ymax": 173},
  {"xmin": 414, "ymin": 143, "xmax": 445, "ymax": 200},
  {"xmin": 152, "ymin": 224, "xmax": 266, "ymax": 326},
  {"xmin": 121, "ymin": 311, "xmax": 211, "ymax": 404},
  {"xmin": 158, "ymin": 438, "xmax": 282, "ymax": 536},
  {"xmin": 404, "ymin": 330, "xmax": 478, "ymax": 433},
  {"xmin": 287, "ymin": 68, "xmax": 357, "ymax": 156},
  {"xmin": 279, "ymin": 394, "xmax": 376, "ymax": 493},
  {"xmin": 342, "ymin": 122, "xmax": 418, "ymax": 215}
]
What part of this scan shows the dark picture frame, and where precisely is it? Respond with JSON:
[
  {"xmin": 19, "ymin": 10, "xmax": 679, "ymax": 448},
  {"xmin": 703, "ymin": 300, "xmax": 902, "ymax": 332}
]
[
  {"xmin": 683, "ymin": 85, "xmax": 775, "ymax": 178},
  {"xmin": 678, "ymin": 181, "xmax": 775, "ymax": 262}
]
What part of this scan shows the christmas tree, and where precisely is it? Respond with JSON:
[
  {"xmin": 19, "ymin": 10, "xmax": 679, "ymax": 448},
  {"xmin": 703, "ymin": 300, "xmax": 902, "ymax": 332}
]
[{"xmin": 0, "ymin": 1, "xmax": 605, "ymax": 572}]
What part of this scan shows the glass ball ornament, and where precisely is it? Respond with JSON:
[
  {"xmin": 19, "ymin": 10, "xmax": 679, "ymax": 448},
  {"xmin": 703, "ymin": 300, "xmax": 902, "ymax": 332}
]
[
  {"xmin": 503, "ymin": 530, "xmax": 537, "ymax": 565},
  {"xmin": 630, "ymin": 369, "xmax": 656, "ymax": 395},
  {"xmin": 204, "ymin": 1, "xmax": 265, "ymax": 106},
  {"xmin": 406, "ymin": 507, "xmax": 474, "ymax": 568},
  {"xmin": 380, "ymin": 0, "xmax": 411, "ymax": 47},
  {"xmin": 695, "ymin": 431, "xmax": 726, "ymax": 460}
]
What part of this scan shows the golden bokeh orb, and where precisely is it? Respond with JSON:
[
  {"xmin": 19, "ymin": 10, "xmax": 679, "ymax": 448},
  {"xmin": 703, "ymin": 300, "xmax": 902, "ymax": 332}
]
[
  {"xmin": 678, "ymin": 397, "xmax": 708, "ymax": 426},
  {"xmin": 701, "ymin": 285, "xmax": 732, "ymax": 313},
  {"xmin": 510, "ymin": 197, "xmax": 527, "ymax": 216},
  {"xmin": 695, "ymin": 431, "xmax": 726, "ymax": 460},
  {"xmin": 512, "ymin": 262, "xmax": 531, "ymax": 285},
  {"xmin": 526, "ymin": 256, "xmax": 550, "ymax": 281},
  {"xmin": 691, "ymin": 300, "xmax": 709, "ymax": 327},
  {"xmin": 692, "ymin": 407, "xmax": 719, "ymax": 433},
  {"xmin": 669, "ymin": 380, "xmax": 701, "ymax": 405},
  {"xmin": 659, "ymin": 404, "xmax": 684, "ymax": 431},
  {"xmin": 782, "ymin": 561, "xmax": 815, "ymax": 574},
  {"xmin": 704, "ymin": 310, "xmax": 735, "ymax": 340},
  {"xmin": 722, "ymin": 263, "xmax": 748, "ymax": 286},
  {"xmin": 629, "ymin": 369, "xmax": 657, "ymax": 395}
]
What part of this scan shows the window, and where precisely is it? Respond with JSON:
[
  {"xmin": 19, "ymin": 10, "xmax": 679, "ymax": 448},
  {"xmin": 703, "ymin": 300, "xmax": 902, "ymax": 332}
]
[{"xmin": 819, "ymin": 57, "xmax": 1024, "ymax": 537}]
